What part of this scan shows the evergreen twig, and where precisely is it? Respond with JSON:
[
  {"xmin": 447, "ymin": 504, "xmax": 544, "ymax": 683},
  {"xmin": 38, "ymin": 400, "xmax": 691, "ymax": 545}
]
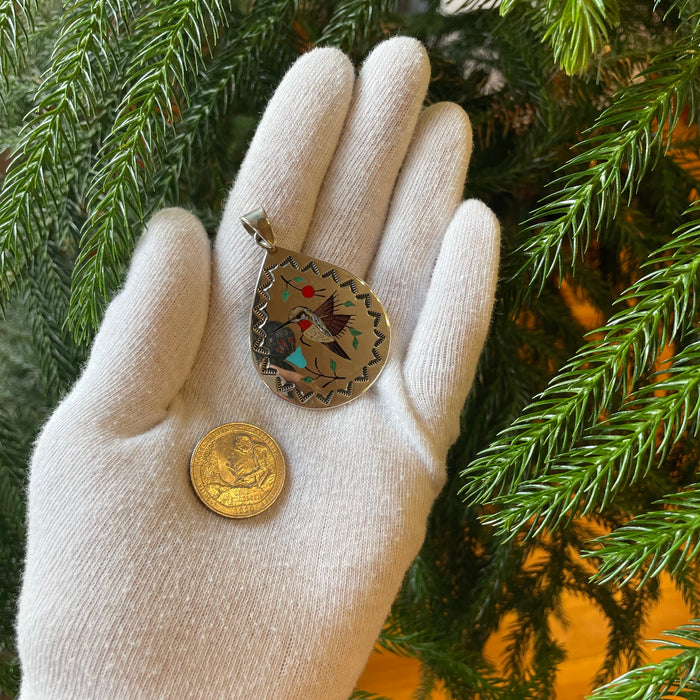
[
  {"xmin": 462, "ymin": 204, "xmax": 700, "ymax": 513},
  {"xmin": 348, "ymin": 691, "xmax": 392, "ymax": 700},
  {"xmin": 412, "ymin": 666, "xmax": 438, "ymax": 700},
  {"xmin": 586, "ymin": 622, "xmax": 700, "ymax": 699},
  {"xmin": 67, "ymin": 0, "xmax": 234, "ymax": 341},
  {"xmin": 482, "ymin": 328, "xmax": 700, "ymax": 536},
  {"xmin": 317, "ymin": 0, "xmax": 397, "ymax": 55},
  {"xmin": 25, "ymin": 237, "xmax": 82, "ymax": 400},
  {"xmin": 0, "ymin": 0, "xmax": 135, "ymax": 312},
  {"xmin": 516, "ymin": 26, "xmax": 700, "ymax": 299},
  {"xmin": 0, "ymin": 414, "xmax": 26, "ymax": 538},
  {"xmin": 0, "ymin": 0, "xmax": 38, "ymax": 82},
  {"xmin": 150, "ymin": 0, "xmax": 300, "ymax": 217},
  {"xmin": 587, "ymin": 486, "xmax": 700, "ymax": 587},
  {"xmin": 500, "ymin": 0, "xmax": 621, "ymax": 75}
]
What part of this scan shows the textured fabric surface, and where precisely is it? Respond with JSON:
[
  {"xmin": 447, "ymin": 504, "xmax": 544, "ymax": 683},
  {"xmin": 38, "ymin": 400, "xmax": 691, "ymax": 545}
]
[{"xmin": 17, "ymin": 38, "xmax": 500, "ymax": 699}]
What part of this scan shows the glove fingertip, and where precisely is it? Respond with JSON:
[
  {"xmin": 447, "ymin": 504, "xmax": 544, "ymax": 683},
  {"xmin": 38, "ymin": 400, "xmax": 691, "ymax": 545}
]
[{"xmin": 405, "ymin": 199, "xmax": 500, "ymax": 440}]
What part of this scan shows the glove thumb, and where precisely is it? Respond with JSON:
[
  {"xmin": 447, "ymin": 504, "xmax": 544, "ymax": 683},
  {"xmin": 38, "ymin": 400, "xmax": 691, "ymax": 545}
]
[{"xmin": 72, "ymin": 208, "xmax": 211, "ymax": 434}]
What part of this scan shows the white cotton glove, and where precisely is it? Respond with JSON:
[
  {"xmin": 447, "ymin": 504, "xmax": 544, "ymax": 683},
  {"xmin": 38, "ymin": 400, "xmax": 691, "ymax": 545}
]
[{"xmin": 17, "ymin": 37, "xmax": 500, "ymax": 699}]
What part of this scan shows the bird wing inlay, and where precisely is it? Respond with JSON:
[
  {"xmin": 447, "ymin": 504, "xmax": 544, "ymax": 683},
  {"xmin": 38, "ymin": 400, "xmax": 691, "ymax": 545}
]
[
  {"xmin": 325, "ymin": 312, "xmax": 352, "ymax": 336},
  {"xmin": 314, "ymin": 292, "xmax": 352, "ymax": 337},
  {"xmin": 314, "ymin": 293, "xmax": 337, "ymax": 320}
]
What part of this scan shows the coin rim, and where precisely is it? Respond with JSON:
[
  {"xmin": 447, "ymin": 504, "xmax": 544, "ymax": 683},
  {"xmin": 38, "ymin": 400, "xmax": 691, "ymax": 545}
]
[{"xmin": 189, "ymin": 422, "xmax": 286, "ymax": 519}]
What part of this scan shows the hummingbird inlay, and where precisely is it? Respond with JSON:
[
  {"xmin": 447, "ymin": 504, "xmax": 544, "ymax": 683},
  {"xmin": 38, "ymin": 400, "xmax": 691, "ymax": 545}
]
[{"xmin": 281, "ymin": 292, "xmax": 353, "ymax": 360}]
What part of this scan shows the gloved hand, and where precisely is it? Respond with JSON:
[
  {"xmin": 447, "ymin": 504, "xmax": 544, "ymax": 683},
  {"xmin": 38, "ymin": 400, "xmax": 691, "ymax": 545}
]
[{"xmin": 17, "ymin": 37, "xmax": 499, "ymax": 699}]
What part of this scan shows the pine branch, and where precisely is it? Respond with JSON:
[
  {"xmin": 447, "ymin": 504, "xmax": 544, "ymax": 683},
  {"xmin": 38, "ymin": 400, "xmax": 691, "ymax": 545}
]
[
  {"xmin": 25, "ymin": 237, "xmax": 83, "ymax": 401},
  {"xmin": 0, "ymin": 651, "xmax": 19, "ymax": 698},
  {"xmin": 317, "ymin": 0, "xmax": 398, "ymax": 55},
  {"xmin": 545, "ymin": 0, "xmax": 621, "ymax": 75},
  {"xmin": 348, "ymin": 691, "xmax": 392, "ymax": 700},
  {"xmin": 587, "ymin": 622, "xmax": 700, "ymax": 699},
  {"xmin": 0, "ymin": 413, "xmax": 26, "ymax": 538},
  {"xmin": 378, "ymin": 625, "xmax": 504, "ymax": 698},
  {"xmin": 462, "ymin": 203, "xmax": 700, "ymax": 511},
  {"xmin": 0, "ymin": 0, "xmax": 134, "ymax": 313},
  {"xmin": 67, "ymin": 0, "xmax": 234, "ymax": 341},
  {"xmin": 586, "ymin": 486, "xmax": 700, "ymax": 587},
  {"xmin": 659, "ymin": 0, "xmax": 699, "ymax": 21},
  {"xmin": 378, "ymin": 628, "xmax": 436, "ymax": 659},
  {"xmin": 0, "ymin": 0, "xmax": 38, "ymax": 82},
  {"xmin": 0, "ymin": 289, "xmax": 67, "ymax": 696},
  {"xmin": 501, "ymin": 0, "xmax": 621, "ymax": 75},
  {"xmin": 413, "ymin": 665, "xmax": 438, "ymax": 700},
  {"xmin": 149, "ymin": 0, "xmax": 300, "ymax": 215},
  {"xmin": 515, "ymin": 25, "xmax": 700, "ymax": 301},
  {"xmin": 479, "ymin": 323, "xmax": 700, "ymax": 538},
  {"xmin": 562, "ymin": 551, "xmax": 660, "ymax": 686},
  {"xmin": 595, "ymin": 580, "xmax": 660, "ymax": 687},
  {"xmin": 0, "ymin": 3, "xmax": 64, "ymax": 149}
]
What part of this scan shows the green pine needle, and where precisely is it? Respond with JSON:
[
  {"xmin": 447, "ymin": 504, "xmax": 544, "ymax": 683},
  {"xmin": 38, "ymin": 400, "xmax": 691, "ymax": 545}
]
[
  {"xmin": 317, "ymin": 0, "xmax": 398, "ymax": 55},
  {"xmin": 0, "ymin": 414, "xmax": 26, "ymax": 539},
  {"xmin": 378, "ymin": 624, "xmax": 504, "ymax": 697},
  {"xmin": 462, "ymin": 204, "xmax": 700, "ymax": 517},
  {"xmin": 67, "ymin": 0, "xmax": 233, "ymax": 341},
  {"xmin": 484, "ymin": 335, "xmax": 700, "ymax": 539},
  {"xmin": 586, "ymin": 622, "xmax": 700, "ymax": 699},
  {"xmin": 587, "ymin": 485, "xmax": 700, "ymax": 588},
  {"xmin": 657, "ymin": 0, "xmax": 697, "ymax": 20},
  {"xmin": 515, "ymin": 26, "xmax": 700, "ymax": 301},
  {"xmin": 150, "ymin": 0, "xmax": 301, "ymax": 213},
  {"xmin": 500, "ymin": 0, "xmax": 621, "ymax": 74},
  {"xmin": 0, "ymin": 0, "xmax": 38, "ymax": 82},
  {"xmin": 25, "ymin": 236, "xmax": 84, "ymax": 399},
  {"xmin": 0, "ymin": 0, "xmax": 135, "ymax": 314},
  {"xmin": 66, "ymin": 0, "xmax": 303, "ymax": 342},
  {"xmin": 413, "ymin": 666, "xmax": 438, "ymax": 700},
  {"xmin": 348, "ymin": 691, "xmax": 392, "ymax": 700}
]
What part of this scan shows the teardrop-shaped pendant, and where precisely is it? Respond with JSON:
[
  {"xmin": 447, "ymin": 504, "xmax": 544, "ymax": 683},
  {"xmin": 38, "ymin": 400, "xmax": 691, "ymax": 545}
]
[{"xmin": 241, "ymin": 208, "xmax": 390, "ymax": 409}]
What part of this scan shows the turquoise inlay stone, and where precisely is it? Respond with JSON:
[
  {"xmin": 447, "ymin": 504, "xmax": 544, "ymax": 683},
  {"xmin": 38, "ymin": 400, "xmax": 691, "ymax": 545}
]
[{"xmin": 285, "ymin": 346, "xmax": 307, "ymax": 369}]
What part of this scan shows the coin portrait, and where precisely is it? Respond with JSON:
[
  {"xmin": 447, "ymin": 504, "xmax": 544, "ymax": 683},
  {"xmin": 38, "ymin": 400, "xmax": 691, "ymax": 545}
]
[{"xmin": 190, "ymin": 423, "xmax": 285, "ymax": 518}]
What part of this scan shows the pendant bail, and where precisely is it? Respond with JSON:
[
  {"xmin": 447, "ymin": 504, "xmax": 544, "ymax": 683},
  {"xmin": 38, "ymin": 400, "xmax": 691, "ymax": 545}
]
[{"xmin": 240, "ymin": 207, "xmax": 277, "ymax": 252}]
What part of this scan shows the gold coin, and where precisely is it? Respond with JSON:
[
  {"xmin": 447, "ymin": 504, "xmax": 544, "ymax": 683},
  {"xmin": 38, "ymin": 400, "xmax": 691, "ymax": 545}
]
[{"xmin": 189, "ymin": 423, "xmax": 285, "ymax": 518}]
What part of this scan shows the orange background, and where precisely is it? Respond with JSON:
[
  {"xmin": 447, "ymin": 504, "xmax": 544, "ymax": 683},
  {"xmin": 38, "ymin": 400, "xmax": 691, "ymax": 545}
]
[{"xmin": 358, "ymin": 576, "xmax": 690, "ymax": 698}]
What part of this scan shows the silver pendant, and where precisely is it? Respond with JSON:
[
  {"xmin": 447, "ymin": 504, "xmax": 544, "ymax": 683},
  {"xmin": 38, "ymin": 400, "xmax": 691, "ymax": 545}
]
[{"xmin": 241, "ymin": 208, "xmax": 390, "ymax": 409}]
